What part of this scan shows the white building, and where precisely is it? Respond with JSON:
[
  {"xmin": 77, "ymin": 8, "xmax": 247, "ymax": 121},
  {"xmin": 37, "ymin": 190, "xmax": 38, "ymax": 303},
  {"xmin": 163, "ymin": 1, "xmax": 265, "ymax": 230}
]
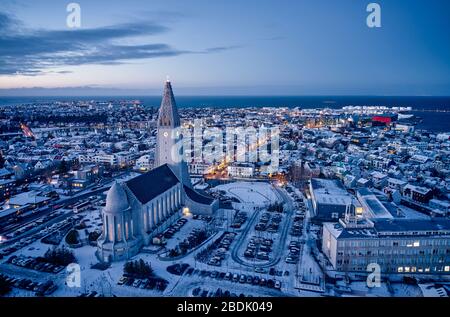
[
  {"xmin": 97, "ymin": 81, "xmax": 219, "ymax": 262},
  {"xmin": 227, "ymin": 162, "xmax": 254, "ymax": 178},
  {"xmin": 429, "ymin": 199, "xmax": 450, "ymax": 216},
  {"xmin": 370, "ymin": 171, "xmax": 388, "ymax": 188},
  {"xmin": 188, "ymin": 162, "xmax": 210, "ymax": 175},
  {"xmin": 395, "ymin": 124, "xmax": 415, "ymax": 134},
  {"xmin": 309, "ymin": 178, "xmax": 353, "ymax": 221},
  {"xmin": 79, "ymin": 152, "xmax": 134, "ymax": 167},
  {"xmin": 134, "ymin": 154, "xmax": 153, "ymax": 172},
  {"xmin": 79, "ymin": 153, "xmax": 117, "ymax": 166},
  {"xmin": 387, "ymin": 178, "xmax": 407, "ymax": 191},
  {"xmin": 322, "ymin": 205, "xmax": 450, "ymax": 274}
]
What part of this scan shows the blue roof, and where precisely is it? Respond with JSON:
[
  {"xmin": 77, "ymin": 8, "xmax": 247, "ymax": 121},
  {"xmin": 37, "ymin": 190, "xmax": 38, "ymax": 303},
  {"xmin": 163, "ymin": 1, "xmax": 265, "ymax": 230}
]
[
  {"xmin": 357, "ymin": 188, "xmax": 372, "ymax": 197},
  {"xmin": 184, "ymin": 185, "xmax": 215, "ymax": 205},
  {"xmin": 332, "ymin": 218, "xmax": 450, "ymax": 240},
  {"xmin": 382, "ymin": 202, "xmax": 398, "ymax": 217},
  {"xmin": 372, "ymin": 219, "xmax": 450, "ymax": 233},
  {"xmin": 126, "ymin": 164, "xmax": 179, "ymax": 204}
]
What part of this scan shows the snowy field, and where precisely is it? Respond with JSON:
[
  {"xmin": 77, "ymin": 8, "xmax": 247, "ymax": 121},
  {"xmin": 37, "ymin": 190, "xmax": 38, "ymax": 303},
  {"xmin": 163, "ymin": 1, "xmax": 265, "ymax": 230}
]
[
  {"xmin": 215, "ymin": 182, "xmax": 282, "ymax": 207},
  {"xmin": 1, "ymin": 180, "xmax": 443, "ymax": 298},
  {"xmin": 397, "ymin": 205, "xmax": 431, "ymax": 220},
  {"xmin": 336, "ymin": 281, "xmax": 423, "ymax": 297}
]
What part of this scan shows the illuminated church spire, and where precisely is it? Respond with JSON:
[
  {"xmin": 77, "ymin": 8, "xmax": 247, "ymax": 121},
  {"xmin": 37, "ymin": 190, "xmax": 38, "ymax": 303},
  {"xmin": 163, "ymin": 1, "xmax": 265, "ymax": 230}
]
[
  {"xmin": 155, "ymin": 79, "xmax": 191, "ymax": 187},
  {"xmin": 157, "ymin": 79, "xmax": 180, "ymax": 128}
]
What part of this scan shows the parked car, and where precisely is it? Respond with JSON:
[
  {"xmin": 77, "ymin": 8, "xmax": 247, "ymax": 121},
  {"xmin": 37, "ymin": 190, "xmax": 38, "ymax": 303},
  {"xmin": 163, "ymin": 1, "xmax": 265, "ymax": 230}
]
[
  {"xmin": 117, "ymin": 276, "xmax": 127, "ymax": 285},
  {"xmin": 132, "ymin": 279, "xmax": 141, "ymax": 288},
  {"xmin": 254, "ymin": 267, "xmax": 267, "ymax": 274}
]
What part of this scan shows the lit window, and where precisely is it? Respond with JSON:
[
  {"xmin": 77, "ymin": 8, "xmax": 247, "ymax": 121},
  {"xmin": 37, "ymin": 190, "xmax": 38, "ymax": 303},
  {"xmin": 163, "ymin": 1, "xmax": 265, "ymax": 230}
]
[
  {"xmin": 397, "ymin": 267, "xmax": 403, "ymax": 273},
  {"xmin": 445, "ymin": 266, "xmax": 450, "ymax": 272},
  {"xmin": 413, "ymin": 241, "xmax": 420, "ymax": 247},
  {"xmin": 404, "ymin": 267, "xmax": 410, "ymax": 272}
]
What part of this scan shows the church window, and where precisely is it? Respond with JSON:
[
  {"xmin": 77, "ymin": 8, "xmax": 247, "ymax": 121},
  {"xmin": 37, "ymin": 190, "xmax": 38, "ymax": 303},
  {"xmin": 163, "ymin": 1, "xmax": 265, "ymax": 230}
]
[
  {"xmin": 130, "ymin": 219, "xmax": 134, "ymax": 236},
  {"xmin": 172, "ymin": 191, "xmax": 175, "ymax": 210},
  {"xmin": 117, "ymin": 223, "xmax": 122, "ymax": 241},
  {"xmin": 143, "ymin": 212, "xmax": 147, "ymax": 231},
  {"xmin": 105, "ymin": 217, "xmax": 110, "ymax": 241},
  {"xmin": 109, "ymin": 217, "xmax": 115, "ymax": 242},
  {"xmin": 153, "ymin": 204, "xmax": 157, "ymax": 223}
]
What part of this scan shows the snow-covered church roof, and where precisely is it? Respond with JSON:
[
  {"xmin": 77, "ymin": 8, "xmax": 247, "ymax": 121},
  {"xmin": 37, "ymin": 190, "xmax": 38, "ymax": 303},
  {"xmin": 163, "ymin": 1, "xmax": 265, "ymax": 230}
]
[{"xmin": 105, "ymin": 181, "xmax": 130, "ymax": 213}]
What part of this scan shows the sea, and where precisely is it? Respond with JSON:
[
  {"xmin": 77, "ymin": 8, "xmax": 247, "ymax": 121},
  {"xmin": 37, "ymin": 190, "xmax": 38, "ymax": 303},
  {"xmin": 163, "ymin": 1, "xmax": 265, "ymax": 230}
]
[{"xmin": 0, "ymin": 95, "xmax": 449, "ymax": 133}]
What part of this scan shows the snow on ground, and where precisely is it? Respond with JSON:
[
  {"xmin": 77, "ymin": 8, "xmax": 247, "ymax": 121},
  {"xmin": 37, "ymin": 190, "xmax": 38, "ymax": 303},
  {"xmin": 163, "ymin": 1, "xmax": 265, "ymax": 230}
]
[
  {"xmin": 1, "ymin": 206, "xmax": 182, "ymax": 297},
  {"xmin": 215, "ymin": 182, "xmax": 282, "ymax": 207},
  {"xmin": 397, "ymin": 205, "xmax": 431, "ymax": 220},
  {"xmin": 172, "ymin": 276, "xmax": 290, "ymax": 297},
  {"xmin": 4, "ymin": 180, "xmax": 436, "ymax": 297},
  {"xmin": 161, "ymin": 216, "xmax": 210, "ymax": 252},
  {"xmin": 337, "ymin": 281, "xmax": 423, "ymax": 297}
]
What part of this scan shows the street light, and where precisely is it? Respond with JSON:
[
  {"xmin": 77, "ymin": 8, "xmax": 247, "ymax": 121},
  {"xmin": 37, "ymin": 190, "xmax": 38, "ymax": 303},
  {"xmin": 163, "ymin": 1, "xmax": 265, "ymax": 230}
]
[{"xmin": 182, "ymin": 207, "xmax": 192, "ymax": 217}]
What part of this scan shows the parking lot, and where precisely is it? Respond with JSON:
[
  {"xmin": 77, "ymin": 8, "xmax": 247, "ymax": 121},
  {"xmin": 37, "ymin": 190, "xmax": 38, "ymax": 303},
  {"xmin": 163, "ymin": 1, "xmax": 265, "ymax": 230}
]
[
  {"xmin": 285, "ymin": 240, "xmax": 304, "ymax": 264},
  {"xmin": 195, "ymin": 231, "xmax": 237, "ymax": 266},
  {"xmin": 184, "ymin": 267, "xmax": 282, "ymax": 291},
  {"xmin": 290, "ymin": 214, "xmax": 304, "ymax": 237},
  {"xmin": 254, "ymin": 212, "xmax": 282, "ymax": 233},
  {"xmin": 230, "ymin": 211, "xmax": 248, "ymax": 229},
  {"xmin": 0, "ymin": 213, "xmax": 83, "ymax": 256},
  {"xmin": 244, "ymin": 236, "xmax": 273, "ymax": 261},
  {"xmin": 7, "ymin": 255, "xmax": 66, "ymax": 274},
  {"xmin": 0, "ymin": 273, "xmax": 57, "ymax": 296},
  {"xmin": 117, "ymin": 275, "xmax": 168, "ymax": 292}
]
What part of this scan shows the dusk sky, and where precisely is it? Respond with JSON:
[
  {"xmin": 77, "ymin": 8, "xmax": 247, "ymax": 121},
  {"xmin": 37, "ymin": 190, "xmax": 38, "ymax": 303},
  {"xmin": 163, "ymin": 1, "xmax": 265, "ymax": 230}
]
[{"xmin": 0, "ymin": 0, "xmax": 449, "ymax": 95}]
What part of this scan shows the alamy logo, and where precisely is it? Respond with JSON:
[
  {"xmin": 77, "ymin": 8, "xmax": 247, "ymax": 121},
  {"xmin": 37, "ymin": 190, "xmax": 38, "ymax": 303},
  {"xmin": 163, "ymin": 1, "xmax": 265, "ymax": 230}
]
[
  {"xmin": 366, "ymin": 3, "xmax": 382, "ymax": 28},
  {"xmin": 169, "ymin": 120, "xmax": 280, "ymax": 173},
  {"xmin": 66, "ymin": 3, "xmax": 81, "ymax": 28},
  {"xmin": 66, "ymin": 263, "xmax": 81, "ymax": 288},
  {"xmin": 367, "ymin": 263, "xmax": 381, "ymax": 288}
]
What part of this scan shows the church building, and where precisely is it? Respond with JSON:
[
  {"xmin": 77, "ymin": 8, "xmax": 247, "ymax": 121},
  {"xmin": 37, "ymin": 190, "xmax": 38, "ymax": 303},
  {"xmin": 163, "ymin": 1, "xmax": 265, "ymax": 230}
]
[{"xmin": 97, "ymin": 80, "xmax": 219, "ymax": 262}]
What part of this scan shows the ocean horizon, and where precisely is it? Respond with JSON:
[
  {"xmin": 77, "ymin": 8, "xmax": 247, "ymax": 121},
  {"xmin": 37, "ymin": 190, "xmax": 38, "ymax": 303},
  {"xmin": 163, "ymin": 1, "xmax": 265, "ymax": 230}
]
[
  {"xmin": 1, "ymin": 95, "xmax": 449, "ymax": 133},
  {"xmin": 1, "ymin": 95, "xmax": 450, "ymax": 107}
]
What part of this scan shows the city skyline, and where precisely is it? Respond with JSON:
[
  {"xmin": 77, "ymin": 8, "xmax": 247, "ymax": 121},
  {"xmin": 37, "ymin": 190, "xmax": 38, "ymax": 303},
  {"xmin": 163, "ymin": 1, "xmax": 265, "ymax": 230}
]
[
  {"xmin": 1, "ymin": 0, "xmax": 450, "ymax": 96},
  {"xmin": 1, "ymin": 0, "xmax": 450, "ymax": 304},
  {"xmin": 1, "ymin": 79, "xmax": 449, "ymax": 300}
]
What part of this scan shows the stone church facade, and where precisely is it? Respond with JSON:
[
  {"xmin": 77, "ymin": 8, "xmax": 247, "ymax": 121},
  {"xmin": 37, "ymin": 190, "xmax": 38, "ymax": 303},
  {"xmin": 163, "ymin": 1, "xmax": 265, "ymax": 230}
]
[{"xmin": 97, "ymin": 80, "xmax": 218, "ymax": 262}]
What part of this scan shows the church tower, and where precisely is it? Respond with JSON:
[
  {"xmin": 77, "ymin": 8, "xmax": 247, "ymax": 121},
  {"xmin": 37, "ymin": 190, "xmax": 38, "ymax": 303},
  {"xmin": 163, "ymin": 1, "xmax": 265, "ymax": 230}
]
[{"xmin": 155, "ymin": 80, "xmax": 191, "ymax": 187}]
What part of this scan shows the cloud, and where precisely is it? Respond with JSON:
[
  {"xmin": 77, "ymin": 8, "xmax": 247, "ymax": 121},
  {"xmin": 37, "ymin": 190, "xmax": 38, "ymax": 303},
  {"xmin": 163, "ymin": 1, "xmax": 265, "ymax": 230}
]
[
  {"xmin": 0, "ymin": 12, "xmax": 240, "ymax": 76},
  {"xmin": 202, "ymin": 45, "xmax": 243, "ymax": 53},
  {"xmin": 261, "ymin": 36, "xmax": 286, "ymax": 41}
]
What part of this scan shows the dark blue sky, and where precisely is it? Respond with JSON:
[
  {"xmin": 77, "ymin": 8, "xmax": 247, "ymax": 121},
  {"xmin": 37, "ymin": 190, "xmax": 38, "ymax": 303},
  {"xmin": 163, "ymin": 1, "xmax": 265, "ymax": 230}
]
[{"xmin": 0, "ymin": 0, "xmax": 449, "ymax": 95}]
